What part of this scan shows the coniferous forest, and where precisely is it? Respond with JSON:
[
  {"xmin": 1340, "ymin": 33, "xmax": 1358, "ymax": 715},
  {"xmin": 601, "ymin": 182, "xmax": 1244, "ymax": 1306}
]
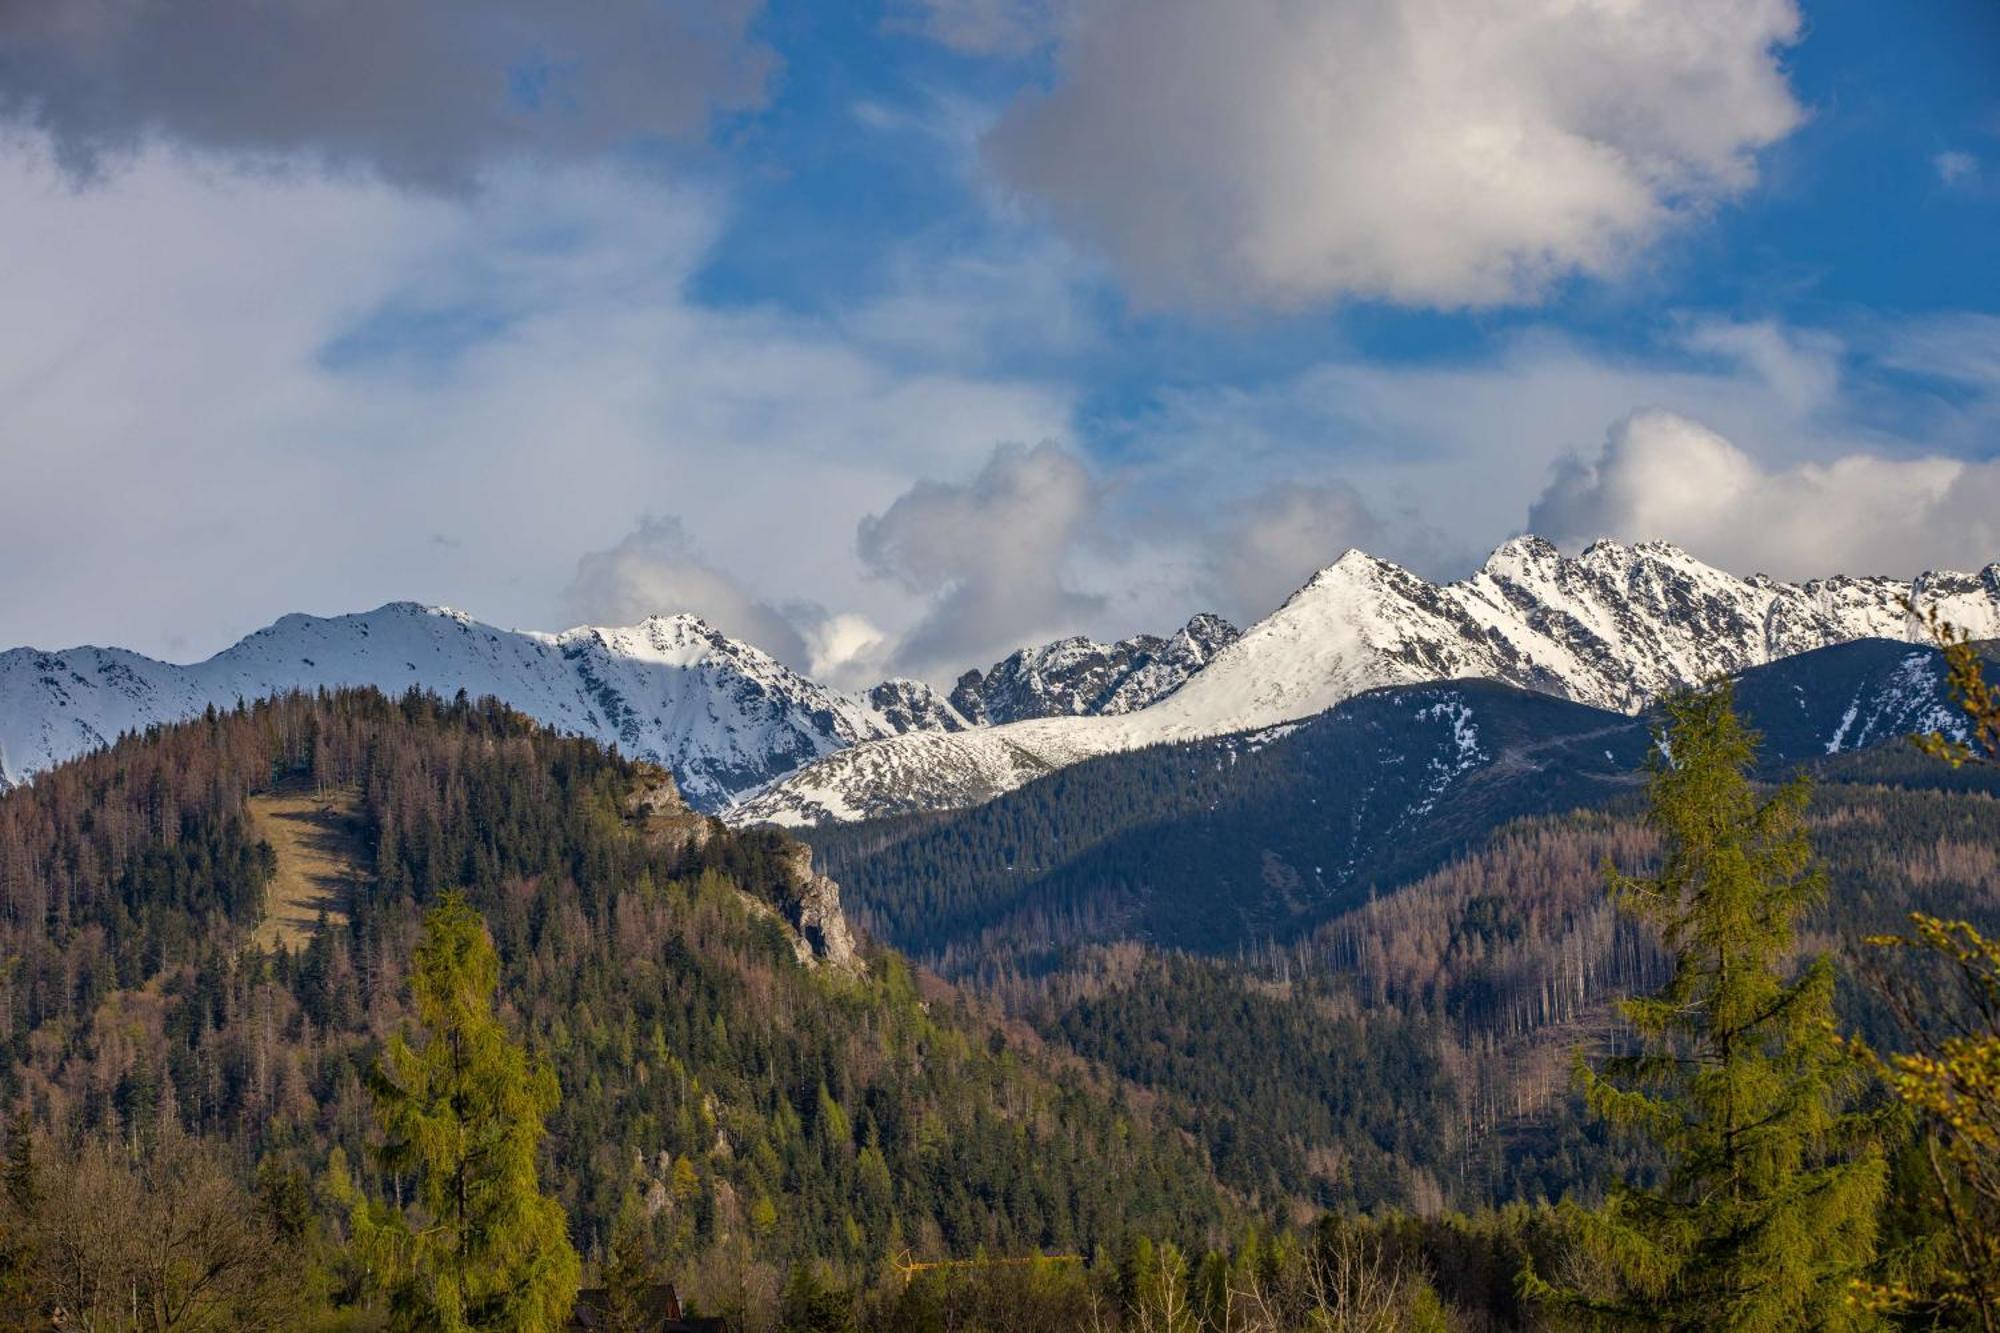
[{"xmin": 0, "ymin": 659, "xmax": 1995, "ymax": 1330}]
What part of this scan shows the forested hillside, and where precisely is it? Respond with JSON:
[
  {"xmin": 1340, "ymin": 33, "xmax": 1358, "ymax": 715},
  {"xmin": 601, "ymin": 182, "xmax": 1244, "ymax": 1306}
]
[
  {"xmin": 810, "ymin": 639, "xmax": 1984, "ymax": 973},
  {"xmin": 0, "ymin": 690, "xmax": 1233, "ymax": 1314},
  {"xmin": 800, "ymin": 641, "xmax": 2000, "ymax": 1227},
  {"xmin": 959, "ymin": 782, "xmax": 1998, "ymax": 1222},
  {"xmin": 1, "ymin": 671, "xmax": 1993, "ymax": 1327}
]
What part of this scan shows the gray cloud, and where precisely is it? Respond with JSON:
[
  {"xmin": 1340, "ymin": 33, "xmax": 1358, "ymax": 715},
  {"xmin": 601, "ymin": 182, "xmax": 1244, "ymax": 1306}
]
[
  {"xmin": 562, "ymin": 515, "xmax": 811, "ymax": 666},
  {"xmin": 1529, "ymin": 409, "xmax": 2000, "ymax": 578},
  {"xmin": 985, "ymin": 0, "xmax": 1803, "ymax": 311},
  {"xmin": 859, "ymin": 442, "xmax": 1103, "ymax": 678},
  {"xmin": 0, "ymin": 0, "xmax": 773, "ymax": 188}
]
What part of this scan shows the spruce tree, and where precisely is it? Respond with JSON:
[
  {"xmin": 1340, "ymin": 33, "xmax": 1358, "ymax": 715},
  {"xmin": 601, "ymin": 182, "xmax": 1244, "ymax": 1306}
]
[
  {"xmin": 354, "ymin": 891, "xmax": 580, "ymax": 1331},
  {"xmin": 599, "ymin": 1194, "xmax": 660, "ymax": 1333},
  {"xmin": 1531, "ymin": 684, "xmax": 1885, "ymax": 1330}
]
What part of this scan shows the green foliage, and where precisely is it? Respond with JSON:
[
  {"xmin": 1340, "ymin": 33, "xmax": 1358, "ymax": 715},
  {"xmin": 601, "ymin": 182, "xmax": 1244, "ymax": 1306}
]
[
  {"xmin": 598, "ymin": 1194, "xmax": 664, "ymax": 1333},
  {"xmin": 4, "ymin": 674, "xmax": 1994, "ymax": 1328},
  {"xmin": 780, "ymin": 1259, "xmax": 856, "ymax": 1332},
  {"xmin": 1530, "ymin": 685, "xmax": 1886, "ymax": 1330},
  {"xmin": 0, "ymin": 688, "xmax": 1232, "ymax": 1322},
  {"xmin": 1860, "ymin": 916, "xmax": 2000, "ymax": 1327},
  {"xmin": 1039, "ymin": 949, "xmax": 1459, "ymax": 1211},
  {"xmin": 1858, "ymin": 616, "xmax": 2000, "ymax": 1328},
  {"xmin": 351, "ymin": 891, "xmax": 581, "ymax": 1332}
]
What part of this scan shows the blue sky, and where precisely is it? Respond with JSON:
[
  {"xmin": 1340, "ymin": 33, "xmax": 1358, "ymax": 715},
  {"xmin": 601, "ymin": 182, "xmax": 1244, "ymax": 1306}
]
[{"xmin": 0, "ymin": 0, "xmax": 1994, "ymax": 683}]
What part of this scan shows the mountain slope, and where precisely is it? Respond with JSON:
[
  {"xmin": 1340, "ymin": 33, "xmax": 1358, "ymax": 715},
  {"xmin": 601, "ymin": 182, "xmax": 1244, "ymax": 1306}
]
[
  {"xmin": 0, "ymin": 687, "xmax": 1234, "ymax": 1281},
  {"xmin": 0, "ymin": 603, "xmax": 950, "ymax": 809},
  {"xmin": 808, "ymin": 638, "xmax": 1984, "ymax": 966},
  {"xmin": 739, "ymin": 539, "xmax": 2000, "ymax": 825}
]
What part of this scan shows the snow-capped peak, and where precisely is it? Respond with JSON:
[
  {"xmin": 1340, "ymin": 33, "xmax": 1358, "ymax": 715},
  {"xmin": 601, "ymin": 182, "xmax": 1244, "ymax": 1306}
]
[
  {"xmin": 7, "ymin": 539, "xmax": 1996, "ymax": 824},
  {"xmin": 0, "ymin": 603, "xmax": 910, "ymax": 807},
  {"xmin": 948, "ymin": 613, "xmax": 1240, "ymax": 725},
  {"xmin": 731, "ymin": 538, "xmax": 2000, "ymax": 826}
]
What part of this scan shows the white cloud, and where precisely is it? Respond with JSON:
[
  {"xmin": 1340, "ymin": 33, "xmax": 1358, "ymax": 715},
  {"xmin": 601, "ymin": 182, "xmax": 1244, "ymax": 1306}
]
[
  {"xmin": 858, "ymin": 442, "xmax": 1104, "ymax": 678},
  {"xmin": 0, "ymin": 140, "xmax": 1073, "ymax": 661},
  {"xmin": 1874, "ymin": 312, "xmax": 2000, "ymax": 392},
  {"xmin": 841, "ymin": 235, "xmax": 1099, "ymax": 373},
  {"xmin": 793, "ymin": 613, "xmax": 891, "ymax": 686},
  {"xmin": 1528, "ymin": 409, "xmax": 2000, "ymax": 578},
  {"xmin": 985, "ymin": 0, "xmax": 1804, "ymax": 311},
  {"xmin": 1676, "ymin": 319, "xmax": 1842, "ymax": 417},
  {"xmin": 897, "ymin": 0, "xmax": 1054, "ymax": 56},
  {"xmin": 1935, "ymin": 150, "xmax": 1979, "ymax": 187},
  {"xmin": 1209, "ymin": 482, "xmax": 1388, "ymax": 617}
]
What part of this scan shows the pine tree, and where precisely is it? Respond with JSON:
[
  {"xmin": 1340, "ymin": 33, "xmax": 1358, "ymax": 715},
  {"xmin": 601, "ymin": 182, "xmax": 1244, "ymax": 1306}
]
[
  {"xmin": 353, "ymin": 891, "xmax": 580, "ymax": 1332},
  {"xmin": 1530, "ymin": 684, "xmax": 1886, "ymax": 1330}
]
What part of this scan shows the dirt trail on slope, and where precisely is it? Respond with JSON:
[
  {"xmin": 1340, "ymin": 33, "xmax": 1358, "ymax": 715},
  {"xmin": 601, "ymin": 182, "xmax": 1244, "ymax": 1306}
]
[{"xmin": 249, "ymin": 784, "xmax": 365, "ymax": 949}]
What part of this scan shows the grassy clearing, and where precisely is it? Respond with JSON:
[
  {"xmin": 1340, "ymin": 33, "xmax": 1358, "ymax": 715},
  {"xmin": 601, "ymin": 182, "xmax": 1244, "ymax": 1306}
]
[{"xmin": 248, "ymin": 785, "xmax": 365, "ymax": 949}]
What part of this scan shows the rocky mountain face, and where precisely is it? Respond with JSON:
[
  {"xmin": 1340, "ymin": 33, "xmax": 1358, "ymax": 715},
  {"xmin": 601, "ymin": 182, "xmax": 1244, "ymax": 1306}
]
[
  {"xmin": 622, "ymin": 763, "xmax": 861, "ymax": 970},
  {"xmin": 865, "ymin": 678, "xmax": 970, "ymax": 735},
  {"xmin": 0, "ymin": 603, "xmax": 1201, "ymax": 808},
  {"xmin": 735, "ymin": 538, "xmax": 2000, "ymax": 826},
  {"xmin": 949, "ymin": 614, "xmax": 1240, "ymax": 725}
]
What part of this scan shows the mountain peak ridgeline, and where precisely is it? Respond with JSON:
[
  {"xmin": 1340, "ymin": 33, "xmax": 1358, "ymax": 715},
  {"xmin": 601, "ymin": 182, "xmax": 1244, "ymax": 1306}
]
[{"xmin": 3, "ymin": 539, "xmax": 1995, "ymax": 819}]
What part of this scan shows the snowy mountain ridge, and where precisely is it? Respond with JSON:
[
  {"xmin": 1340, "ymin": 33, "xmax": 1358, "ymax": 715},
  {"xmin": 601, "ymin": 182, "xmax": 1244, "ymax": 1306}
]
[
  {"xmin": 731, "ymin": 537, "xmax": 2000, "ymax": 826},
  {"xmin": 949, "ymin": 613, "xmax": 1240, "ymax": 725},
  {"xmin": 4, "ymin": 537, "xmax": 1995, "ymax": 818},
  {"xmin": 0, "ymin": 603, "xmax": 951, "ymax": 809}
]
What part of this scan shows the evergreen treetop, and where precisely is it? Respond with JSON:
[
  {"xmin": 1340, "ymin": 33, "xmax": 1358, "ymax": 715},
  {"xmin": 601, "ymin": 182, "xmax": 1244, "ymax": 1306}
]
[
  {"xmin": 354, "ymin": 890, "xmax": 581, "ymax": 1332},
  {"xmin": 1531, "ymin": 685, "xmax": 1886, "ymax": 1331}
]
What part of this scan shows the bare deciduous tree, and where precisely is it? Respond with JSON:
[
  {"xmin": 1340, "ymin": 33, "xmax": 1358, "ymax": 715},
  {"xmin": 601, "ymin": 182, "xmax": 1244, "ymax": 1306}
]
[{"xmin": 15, "ymin": 1128, "xmax": 294, "ymax": 1331}]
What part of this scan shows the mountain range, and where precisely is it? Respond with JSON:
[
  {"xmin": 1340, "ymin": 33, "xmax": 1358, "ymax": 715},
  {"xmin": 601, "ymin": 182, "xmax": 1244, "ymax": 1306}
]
[
  {"xmin": 0, "ymin": 602, "xmax": 1223, "ymax": 807},
  {"xmin": 4, "ymin": 537, "xmax": 1996, "ymax": 819},
  {"xmin": 809, "ymin": 636, "xmax": 1981, "ymax": 967},
  {"xmin": 738, "ymin": 537, "xmax": 2000, "ymax": 824}
]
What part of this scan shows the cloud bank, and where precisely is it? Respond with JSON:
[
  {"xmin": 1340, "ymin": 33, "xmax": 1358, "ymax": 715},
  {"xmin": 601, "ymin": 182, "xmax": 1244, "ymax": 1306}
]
[
  {"xmin": 0, "ymin": 141, "xmax": 1070, "ymax": 664},
  {"xmin": 1210, "ymin": 482, "xmax": 1389, "ymax": 617},
  {"xmin": 859, "ymin": 442, "xmax": 1103, "ymax": 678},
  {"xmin": 987, "ymin": 0, "xmax": 1804, "ymax": 310},
  {"xmin": 1530, "ymin": 409, "xmax": 2000, "ymax": 578}
]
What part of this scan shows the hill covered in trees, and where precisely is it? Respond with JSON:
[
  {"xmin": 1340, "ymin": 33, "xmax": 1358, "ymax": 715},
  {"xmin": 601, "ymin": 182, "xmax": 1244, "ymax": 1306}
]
[
  {"xmin": 800, "ymin": 640, "xmax": 2000, "ymax": 1227},
  {"xmin": 0, "ymin": 689, "xmax": 1235, "ymax": 1323},
  {"xmin": 0, "ymin": 663, "xmax": 1993, "ymax": 1329}
]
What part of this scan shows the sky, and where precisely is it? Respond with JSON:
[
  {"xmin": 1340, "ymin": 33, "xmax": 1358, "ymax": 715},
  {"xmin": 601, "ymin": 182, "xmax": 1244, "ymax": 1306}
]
[{"xmin": 0, "ymin": 0, "xmax": 1995, "ymax": 686}]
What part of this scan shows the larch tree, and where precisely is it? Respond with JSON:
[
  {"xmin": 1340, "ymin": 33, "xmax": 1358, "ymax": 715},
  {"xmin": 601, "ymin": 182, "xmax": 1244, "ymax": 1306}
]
[
  {"xmin": 1528, "ymin": 684, "xmax": 1886, "ymax": 1331},
  {"xmin": 1859, "ymin": 608, "xmax": 2000, "ymax": 1329},
  {"xmin": 353, "ymin": 891, "xmax": 580, "ymax": 1332}
]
